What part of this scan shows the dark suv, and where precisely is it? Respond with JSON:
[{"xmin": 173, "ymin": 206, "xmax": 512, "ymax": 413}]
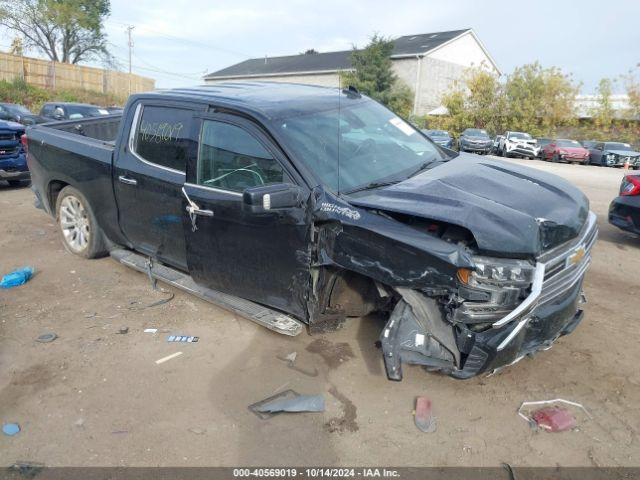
[{"xmin": 40, "ymin": 103, "xmax": 111, "ymax": 121}]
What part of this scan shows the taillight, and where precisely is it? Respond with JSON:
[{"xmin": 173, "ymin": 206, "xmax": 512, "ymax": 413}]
[
  {"xmin": 20, "ymin": 133, "xmax": 28, "ymax": 154},
  {"xmin": 621, "ymin": 175, "xmax": 640, "ymax": 196}
]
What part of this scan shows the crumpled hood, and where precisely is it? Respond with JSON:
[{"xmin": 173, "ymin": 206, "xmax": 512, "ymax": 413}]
[
  {"xmin": 347, "ymin": 154, "xmax": 589, "ymax": 257},
  {"xmin": 607, "ymin": 149, "xmax": 640, "ymax": 157}
]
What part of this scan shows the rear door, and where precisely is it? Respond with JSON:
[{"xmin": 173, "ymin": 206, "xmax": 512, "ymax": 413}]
[
  {"xmin": 114, "ymin": 101, "xmax": 200, "ymax": 270},
  {"xmin": 181, "ymin": 113, "xmax": 311, "ymax": 319}
]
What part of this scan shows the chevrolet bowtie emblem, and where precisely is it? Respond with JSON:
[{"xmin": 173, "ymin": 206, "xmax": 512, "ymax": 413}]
[{"xmin": 567, "ymin": 246, "xmax": 586, "ymax": 266}]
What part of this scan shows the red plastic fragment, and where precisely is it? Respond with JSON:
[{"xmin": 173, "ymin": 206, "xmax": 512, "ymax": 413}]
[
  {"xmin": 532, "ymin": 406, "xmax": 576, "ymax": 432},
  {"xmin": 414, "ymin": 396, "xmax": 436, "ymax": 433}
]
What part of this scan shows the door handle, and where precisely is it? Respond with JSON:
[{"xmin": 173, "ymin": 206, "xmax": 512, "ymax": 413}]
[
  {"xmin": 118, "ymin": 175, "xmax": 138, "ymax": 186},
  {"xmin": 186, "ymin": 205, "xmax": 214, "ymax": 217}
]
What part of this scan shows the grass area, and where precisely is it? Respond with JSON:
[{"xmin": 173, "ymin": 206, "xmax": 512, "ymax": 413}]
[{"xmin": 0, "ymin": 78, "xmax": 126, "ymax": 113}]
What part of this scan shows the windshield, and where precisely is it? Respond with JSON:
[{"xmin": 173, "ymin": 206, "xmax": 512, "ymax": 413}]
[
  {"xmin": 605, "ymin": 142, "xmax": 633, "ymax": 151},
  {"xmin": 557, "ymin": 139, "xmax": 582, "ymax": 148},
  {"xmin": 6, "ymin": 104, "xmax": 32, "ymax": 115},
  {"xmin": 276, "ymin": 97, "xmax": 446, "ymax": 193},
  {"xmin": 425, "ymin": 130, "xmax": 448, "ymax": 137},
  {"xmin": 463, "ymin": 128, "xmax": 489, "ymax": 137},
  {"xmin": 508, "ymin": 132, "xmax": 532, "ymax": 140},
  {"xmin": 67, "ymin": 106, "xmax": 110, "ymax": 118}
]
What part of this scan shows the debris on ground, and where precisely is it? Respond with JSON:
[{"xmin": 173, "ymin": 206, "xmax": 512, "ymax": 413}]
[
  {"xmin": 276, "ymin": 351, "xmax": 319, "ymax": 377},
  {"xmin": 2, "ymin": 423, "xmax": 21, "ymax": 436},
  {"xmin": 188, "ymin": 427, "xmax": 206, "ymax": 435},
  {"xmin": 35, "ymin": 332, "xmax": 57, "ymax": 343},
  {"xmin": 167, "ymin": 335, "xmax": 198, "ymax": 343},
  {"xmin": 0, "ymin": 266, "xmax": 34, "ymax": 289},
  {"xmin": 155, "ymin": 352, "xmax": 183, "ymax": 365},
  {"xmin": 143, "ymin": 328, "xmax": 158, "ymax": 334},
  {"xmin": 9, "ymin": 461, "xmax": 45, "ymax": 478},
  {"xmin": 249, "ymin": 390, "xmax": 324, "ymax": 419},
  {"xmin": 127, "ymin": 290, "xmax": 175, "ymax": 311},
  {"xmin": 117, "ymin": 326, "xmax": 129, "ymax": 335},
  {"xmin": 414, "ymin": 396, "xmax": 437, "ymax": 433},
  {"xmin": 518, "ymin": 398, "xmax": 591, "ymax": 432}
]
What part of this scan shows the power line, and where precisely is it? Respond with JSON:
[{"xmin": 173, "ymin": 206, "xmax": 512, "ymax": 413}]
[{"xmin": 105, "ymin": 19, "xmax": 250, "ymax": 58}]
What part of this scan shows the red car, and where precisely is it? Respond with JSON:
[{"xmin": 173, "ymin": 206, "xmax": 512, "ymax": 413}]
[{"xmin": 541, "ymin": 139, "xmax": 590, "ymax": 164}]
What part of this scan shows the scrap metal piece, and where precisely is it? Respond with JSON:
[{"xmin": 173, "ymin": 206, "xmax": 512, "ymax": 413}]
[
  {"xmin": 256, "ymin": 394, "xmax": 325, "ymax": 414},
  {"xmin": 414, "ymin": 396, "xmax": 436, "ymax": 433},
  {"xmin": 248, "ymin": 389, "xmax": 299, "ymax": 420}
]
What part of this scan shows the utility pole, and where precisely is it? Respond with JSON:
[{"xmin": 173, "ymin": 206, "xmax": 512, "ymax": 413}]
[{"xmin": 126, "ymin": 25, "xmax": 134, "ymax": 94}]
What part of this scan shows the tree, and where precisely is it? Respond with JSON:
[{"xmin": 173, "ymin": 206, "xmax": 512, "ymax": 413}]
[
  {"xmin": 589, "ymin": 78, "xmax": 616, "ymax": 139},
  {"xmin": 303, "ymin": 48, "xmax": 318, "ymax": 55},
  {"xmin": 340, "ymin": 34, "xmax": 413, "ymax": 118},
  {"xmin": 0, "ymin": 0, "xmax": 111, "ymax": 64},
  {"xmin": 504, "ymin": 62, "xmax": 578, "ymax": 136}
]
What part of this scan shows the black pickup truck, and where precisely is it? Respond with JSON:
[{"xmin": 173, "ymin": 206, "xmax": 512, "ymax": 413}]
[{"xmin": 26, "ymin": 83, "xmax": 597, "ymax": 380}]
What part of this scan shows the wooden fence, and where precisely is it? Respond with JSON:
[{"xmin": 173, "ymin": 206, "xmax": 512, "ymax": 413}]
[{"xmin": 0, "ymin": 52, "xmax": 155, "ymax": 96}]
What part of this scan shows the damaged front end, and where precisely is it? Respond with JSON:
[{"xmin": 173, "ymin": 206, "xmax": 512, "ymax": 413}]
[{"xmin": 380, "ymin": 211, "xmax": 598, "ymax": 380}]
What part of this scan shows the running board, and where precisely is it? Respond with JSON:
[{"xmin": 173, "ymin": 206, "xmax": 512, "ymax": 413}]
[{"xmin": 109, "ymin": 249, "xmax": 304, "ymax": 336}]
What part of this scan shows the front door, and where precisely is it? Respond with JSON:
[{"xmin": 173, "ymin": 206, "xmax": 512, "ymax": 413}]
[
  {"xmin": 114, "ymin": 102, "xmax": 199, "ymax": 270},
  {"xmin": 181, "ymin": 114, "xmax": 311, "ymax": 319}
]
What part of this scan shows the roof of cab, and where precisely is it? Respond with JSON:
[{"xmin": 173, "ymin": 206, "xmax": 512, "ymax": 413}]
[{"xmin": 132, "ymin": 81, "xmax": 359, "ymax": 120}]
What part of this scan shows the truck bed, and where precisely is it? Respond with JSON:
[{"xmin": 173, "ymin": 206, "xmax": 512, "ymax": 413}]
[{"xmin": 26, "ymin": 114, "xmax": 125, "ymax": 245}]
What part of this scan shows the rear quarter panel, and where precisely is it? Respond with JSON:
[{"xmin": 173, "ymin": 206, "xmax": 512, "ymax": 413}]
[{"xmin": 26, "ymin": 125, "xmax": 126, "ymax": 245}]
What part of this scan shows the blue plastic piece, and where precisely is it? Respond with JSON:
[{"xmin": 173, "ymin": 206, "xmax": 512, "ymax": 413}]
[
  {"xmin": 0, "ymin": 267, "xmax": 34, "ymax": 289},
  {"xmin": 2, "ymin": 423, "xmax": 20, "ymax": 436}
]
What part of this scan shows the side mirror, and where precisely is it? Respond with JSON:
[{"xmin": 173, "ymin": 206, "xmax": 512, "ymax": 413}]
[{"xmin": 243, "ymin": 183, "xmax": 302, "ymax": 214}]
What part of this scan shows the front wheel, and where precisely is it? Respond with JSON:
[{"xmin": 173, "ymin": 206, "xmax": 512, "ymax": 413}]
[{"xmin": 56, "ymin": 186, "xmax": 107, "ymax": 259}]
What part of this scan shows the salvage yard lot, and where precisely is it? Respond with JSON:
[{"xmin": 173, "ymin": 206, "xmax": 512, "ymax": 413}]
[{"xmin": 1, "ymin": 157, "xmax": 639, "ymax": 467}]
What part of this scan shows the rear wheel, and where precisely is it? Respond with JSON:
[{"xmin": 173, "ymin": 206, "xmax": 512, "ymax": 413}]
[{"xmin": 56, "ymin": 186, "xmax": 107, "ymax": 259}]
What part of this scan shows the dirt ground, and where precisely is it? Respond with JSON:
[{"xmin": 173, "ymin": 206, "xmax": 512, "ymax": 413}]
[{"xmin": 0, "ymin": 157, "xmax": 639, "ymax": 467}]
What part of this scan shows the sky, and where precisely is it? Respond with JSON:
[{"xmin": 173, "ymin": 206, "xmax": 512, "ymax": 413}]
[{"xmin": 5, "ymin": 0, "xmax": 640, "ymax": 93}]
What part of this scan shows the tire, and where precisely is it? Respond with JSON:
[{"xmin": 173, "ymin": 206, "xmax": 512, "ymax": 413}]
[
  {"xmin": 7, "ymin": 180, "xmax": 24, "ymax": 187},
  {"xmin": 55, "ymin": 186, "xmax": 107, "ymax": 259},
  {"xmin": 552, "ymin": 153, "xmax": 560, "ymax": 163}
]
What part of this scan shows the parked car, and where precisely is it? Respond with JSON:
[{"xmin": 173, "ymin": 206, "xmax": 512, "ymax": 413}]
[
  {"xmin": 105, "ymin": 106, "xmax": 124, "ymax": 115},
  {"xmin": 536, "ymin": 138, "xmax": 552, "ymax": 159},
  {"xmin": 609, "ymin": 173, "xmax": 640, "ymax": 235},
  {"xmin": 26, "ymin": 83, "xmax": 597, "ymax": 381},
  {"xmin": 540, "ymin": 139, "xmax": 590, "ymax": 164},
  {"xmin": 498, "ymin": 131, "xmax": 540, "ymax": 159},
  {"xmin": 0, "ymin": 103, "xmax": 46, "ymax": 126},
  {"xmin": 39, "ymin": 102, "xmax": 111, "ymax": 121},
  {"xmin": 458, "ymin": 128, "xmax": 492, "ymax": 154},
  {"xmin": 587, "ymin": 142, "xmax": 640, "ymax": 168},
  {"xmin": 422, "ymin": 129, "xmax": 454, "ymax": 149},
  {"xmin": 0, "ymin": 120, "xmax": 29, "ymax": 187},
  {"xmin": 491, "ymin": 135, "xmax": 504, "ymax": 154},
  {"xmin": 581, "ymin": 140, "xmax": 597, "ymax": 150}
]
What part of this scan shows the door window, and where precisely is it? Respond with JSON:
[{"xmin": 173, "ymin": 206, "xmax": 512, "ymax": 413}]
[
  {"xmin": 197, "ymin": 120, "xmax": 288, "ymax": 192},
  {"xmin": 133, "ymin": 106, "xmax": 193, "ymax": 172}
]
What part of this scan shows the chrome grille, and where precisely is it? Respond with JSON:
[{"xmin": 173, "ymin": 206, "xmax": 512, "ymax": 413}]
[{"xmin": 537, "ymin": 212, "xmax": 598, "ymax": 305}]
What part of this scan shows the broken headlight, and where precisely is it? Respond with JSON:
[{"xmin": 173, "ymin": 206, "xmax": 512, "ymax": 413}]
[
  {"xmin": 468, "ymin": 256, "xmax": 536, "ymax": 286},
  {"xmin": 453, "ymin": 256, "xmax": 536, "ymax": 327}
]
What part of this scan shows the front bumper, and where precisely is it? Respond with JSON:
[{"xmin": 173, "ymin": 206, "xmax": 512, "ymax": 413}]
[
  {"xmin": 506, "ymin": 143, "xmax": 539, "ymax": 157},
  {"xmin": 609, "ymin": 195, "xmax": 640, "ymax": 235},
  {"xmin": 0, "ymin": 153, "xmax": 29, "ymax": 181},
  {"xmin": 460, "ymin": 143, "xmax": 492, "ymax": 153},
  {"xmin": 381, "ymin": 212, "xmax": 598, "ymax": 380},
  {"xmin": 612, "ymin": 156, "xmax": 640, "ymax": 168}
]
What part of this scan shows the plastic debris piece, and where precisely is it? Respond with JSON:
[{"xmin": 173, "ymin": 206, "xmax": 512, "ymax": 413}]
[
  {"xmin": 117, "ymin": 326, "xmax": 129, "ymax": 334},
  {"xmin": 285, "ymin": 352, "xmax": 297, "ymax": 363},
  {"xmin": 256, "ymin": 394, "xmax": 325, "ymax": 414},
  {"xmin": 3, "ymin": 423, "xmax": 20, "ymax": 436},
  {"xmin": 155, "ymin": 352, "xmax": 183, "ymax": 364},
  {"xmin": 167, "ymin": 335, "xmax": 198, "ymax": 343},
  {"xmin": 276, "ymin": 352, "xmax": 319, "ymax": 377},
  {"xmin": 143, "ymin": 328, "xmax": 158, "ymax": 334},
  {"xmin": 0, "ymin": 267, "xmax": 34, "ymax": 289},
  {"xmin": 414, "ymin": 396, "xmax": 437, "ymax": 433},
  {"xmin": 36, "ymin": 332, "xmax": 57, "ymax": 343},
  {"xmin": 518, "ymin": 398, "xmax": 591, "ymax": 431},
  {"xmin": 532, "ymin": 406, "xmax": 576, "ymax": 432}
]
